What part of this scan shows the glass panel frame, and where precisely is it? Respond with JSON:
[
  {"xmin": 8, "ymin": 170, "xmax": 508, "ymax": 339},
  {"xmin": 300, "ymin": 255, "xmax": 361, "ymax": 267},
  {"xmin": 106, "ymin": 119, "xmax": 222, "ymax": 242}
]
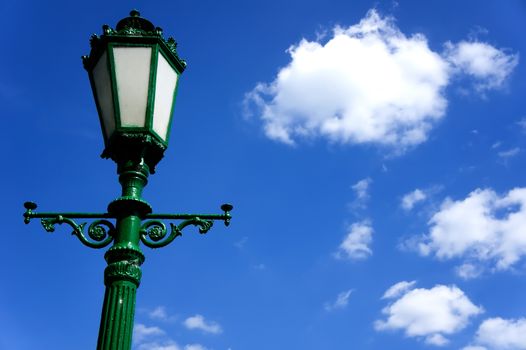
[
  {"xmin": 152, "ymin": 51, "xmax": 179, "ymax": 142},
  {"xmin": 110, "ymin": 44, "xmax": 153, "ymax": 130},
  {"xmin": 89, "ymin": 49, "xmax": 116, "ymax": 144},
  {"xmin": 86, "ymin": 39, "xmax": 184, "ymax": 148}
]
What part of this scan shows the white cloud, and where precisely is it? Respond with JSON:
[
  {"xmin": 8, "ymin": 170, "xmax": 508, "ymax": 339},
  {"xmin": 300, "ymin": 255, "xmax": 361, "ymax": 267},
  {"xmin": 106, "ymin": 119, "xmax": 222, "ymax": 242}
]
[
  {"xmin": 498, "ymin": 147, "xmax": 520, "ymax": 159},
  {"xmin": 335, "ymin": 221, "xmax": 373, "ymax": 260},
  {"xmin": 445, "ymin": 41, "xmax": 519, "ymax": 92},
  {"xmin": 375, "ymin": 283, "xmax": 483, "ymax": 346},
  {"xmin": 234, "ymin": 236, "xmax": 248, "ymax": 249},
  {"xmin": 401, "ymin": 189, "xmax": 427, "ymax": 211},
  {"xmin": 138, "ymin": 342, "xmax": 181, "ymax": 350},
  {"xmin": 352, "ymin": 178, "xmax": 372, "ymax": 201},
  {"xmin": 245, "ymin": 10, "xmax": 448, "ymax": 149},
  {"xmin": 426, "ymin": 333, "xmax": 449, "ymax": 346},
  {"xmin": 252, "ymin": 263, "xmax": 266, "ymax": 270},
  {"xmin": 149, "ymin": 306, "xmax": 169, "ymax": 321},
  {"xmin": 350, "ymin": 178, "xmax": 372, "ymax": 209},
  {"xmin": 183, "ymin": 315, "xmax": 222, "ymax": 334},
  {"xmin": 415, "ymin": 187, "xmax": 526, "ymax": 274},
  {"xmin": 134, "ymin": 322, "xmax": 209, "ymax": 350},
  {"xmin": 382, "ymin": 280, "xmax": 417, "ymax": 299},
  {"xmin": 455, "ymin": 263, "xmax": 483, "ymax": 280},
  {"xmin": 184, "ymin": 345, "xmax": 208, "ymax": 350},
  {"xmin": 134, "ymin": 324, "xmax": 165, "ymax": 344},
  {"xmin": 467, "ymin": 317, "xmax": 526, "ymax": 350},
  {"xmin": 462, "ymin": 346, "xmax": 487, "ymax": 350},
  {"xmin": 137, "ymin": 342, "xmax": 209, "ymax": 350},
  {"xmin": 244, "ymin": 10, "xmax": 517, "ymax": 150},
  {"xmin": 324, "ymin": 289, "xmax": 353, "ymax": 311}
]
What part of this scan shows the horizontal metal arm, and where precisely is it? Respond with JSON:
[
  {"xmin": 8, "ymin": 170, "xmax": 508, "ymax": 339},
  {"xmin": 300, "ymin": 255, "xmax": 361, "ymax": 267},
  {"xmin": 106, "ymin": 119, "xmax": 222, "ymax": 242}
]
[
  {"xmin": 23, "ymin": 202, "xmax": 233, "ymax": 250},
  {"xmin": 26, "ymin": 212, "xmax": 114, "ymax": 220},
  {"xmin": 23, "ymin": 202, "xmax": 114, "ymax": 249},
  {"xmin": 24, "ymin": 202, "xmax": 232, "ymax": 223},
  {"xmin": 140, "ymin": 204, "xmax": 233, "ymax": 249},
  {"xmin": 23, "ymin": 201, "xmax": 111, "ymax": 223},
  {"xmin": 147, "ymin": 212, "xmax": 229, "ymax": 220}
]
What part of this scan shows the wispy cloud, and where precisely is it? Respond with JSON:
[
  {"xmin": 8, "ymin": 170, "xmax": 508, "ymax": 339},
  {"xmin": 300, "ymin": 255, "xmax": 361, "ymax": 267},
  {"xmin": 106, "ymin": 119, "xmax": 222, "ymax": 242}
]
[
  {"xmin": 252, "ymin": 263, "xmax": 266, "ymax": 270},
  {"xmin": 183, "ymin": 315, "xmax": 223, "ymax": 334},
  {"xmin": 491, "ymin": 141, "xmax": 501, "ymax": 149},
  {"xmin": 149, "ymin": 306, "xmax": 169, "ymax": 321},
  {"xmin": 324, "ymin": 289, "xmax": 353, "ymax": 311},
  {"xmin": 350, "ymin": 178, "xmax": 372, "ymax": 210},
  {"xmin": 133, "ymin": 322, "xmax": 211, "ymax": 350},
  {"xmin": 381, "ymin": 280, "xmax": 416, "ymax": 299},
  {"xmin": 137, "ymin": 342, "xmax": 181, "ymax": 350},
  {"xmin": 134, "ymin": 324, "xmax": 165, "ymax": 344},
  {"xmin": 184, "ymin": 345, "xmax": 209, "ymax": 350},
  {"xmin": 335, "ymin": 221, "xmax": 373, "ymax": 260},
  {"xmin": 498, "ymin": 147, "xmax": 520, "ymax": 159},
  {"xmin": 444, "ymin": 40, "xmax": 519, "ymax": 93},
  {"xmin": 401, "ymin": 189, "xmax": 427, "ymax": 211},
  {"xmin": 352, "ymin": 178, "xmax": 372, "ymax": 201},
  {"xmin": 234, "ymin": 236, "xmax": 248, "ymax": 249},
  {"xmin": 455, "ymin": 263, "xmax": 483, "ymax": 280},
  {"xmin": 137, "ymin": 342, "xmax": 209, "ymax": 350}
]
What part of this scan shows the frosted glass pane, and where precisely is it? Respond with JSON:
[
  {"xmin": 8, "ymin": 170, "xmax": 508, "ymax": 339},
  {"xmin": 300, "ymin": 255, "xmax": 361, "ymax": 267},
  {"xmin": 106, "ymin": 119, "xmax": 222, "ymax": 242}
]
[
  {"xmin": 153, "ymin": 53, "xmax": 179, "ymax": 141},
  {"xmin": 92, "ymin": 51, "xmax": 115, "ymax": 139},
  {"xmin": 113, "ymin": 46, "xmax": 152, "ymax": 127}
]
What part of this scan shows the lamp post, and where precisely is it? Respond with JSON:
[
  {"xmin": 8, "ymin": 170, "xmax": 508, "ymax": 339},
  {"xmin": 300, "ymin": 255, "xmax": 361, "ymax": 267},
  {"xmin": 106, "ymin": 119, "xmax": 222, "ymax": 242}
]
[{"xmin": 23, "ymin": 10, "xmax": 233, "ymax": 350}]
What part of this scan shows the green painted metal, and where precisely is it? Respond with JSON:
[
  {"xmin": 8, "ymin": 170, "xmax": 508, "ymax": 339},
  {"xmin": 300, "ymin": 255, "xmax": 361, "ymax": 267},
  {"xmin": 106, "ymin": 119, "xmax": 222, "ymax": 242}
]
[
  {"xmin": 23, "ymin": 9, "xmax": 233, "ymax": 350},
  {"xmin": 97, "ymin": 159, "xmax": 148, "ymax": 350},
  {"xmin": 23, "ymin": 160, "xmax": 232, "ymax": 349},
  {"xmin": 82, "ymin": 9, "xmax": 187, "ymax": 173},
  {"xmin": 146, "ymin": 44, "xmax": 159, "ymax": 132}
]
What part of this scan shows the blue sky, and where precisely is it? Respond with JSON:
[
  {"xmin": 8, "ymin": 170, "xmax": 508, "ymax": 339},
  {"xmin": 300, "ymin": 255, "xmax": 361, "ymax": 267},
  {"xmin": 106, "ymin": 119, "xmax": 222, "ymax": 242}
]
[{"xmin": 2, "ymin": 1, "xmax": 526, "ymax": 349}]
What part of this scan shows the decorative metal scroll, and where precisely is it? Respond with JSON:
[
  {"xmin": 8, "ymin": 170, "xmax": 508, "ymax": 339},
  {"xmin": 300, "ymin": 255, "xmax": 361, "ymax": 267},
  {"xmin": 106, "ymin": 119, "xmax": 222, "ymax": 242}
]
[
  {"xmin": 23, "ymin": 201, "xmax": 233, "ymax": 250},
  {"xmin": 40, "ymin": 216, "xmax": 115, "ymax": 249},
  {"xmin": 140, "ymin": 217, "xmax": 214, "ymax": 249},
  {"xmin": 24, "ymin": 202, "xmax": 115, "ymax": 249}
]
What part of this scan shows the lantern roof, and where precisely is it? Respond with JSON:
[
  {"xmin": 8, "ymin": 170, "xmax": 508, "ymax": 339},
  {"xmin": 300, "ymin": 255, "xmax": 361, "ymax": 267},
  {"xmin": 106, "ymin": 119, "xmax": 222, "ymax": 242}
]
[
  {"xmin": 116, "ymin": 10, "xmax": 155, "ymax": 32},
  {"xmin": 82, "ymin": 10, "xmax": 187, "ymax": 73}
]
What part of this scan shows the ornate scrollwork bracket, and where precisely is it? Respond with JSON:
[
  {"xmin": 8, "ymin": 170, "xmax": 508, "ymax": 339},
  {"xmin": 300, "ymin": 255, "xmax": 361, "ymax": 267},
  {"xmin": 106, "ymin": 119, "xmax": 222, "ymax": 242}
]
[
  {"xmin": 24, "ymin": 201, "xmax": 233, "ymax": 250},
  {"xmin": 140, "ymin": 203, "xmax": 233, "ymax": 249},
  {"xmin": 23, "ymin": 202, "xmax": 115, "ymax": 249}
]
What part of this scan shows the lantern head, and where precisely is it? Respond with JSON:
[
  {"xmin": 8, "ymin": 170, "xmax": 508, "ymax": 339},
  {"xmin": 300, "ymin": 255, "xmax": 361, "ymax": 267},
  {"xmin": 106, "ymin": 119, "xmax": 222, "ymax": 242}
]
[{"xmin": 82, "ymin": 10, "xmax": 186, "ymax": 173}]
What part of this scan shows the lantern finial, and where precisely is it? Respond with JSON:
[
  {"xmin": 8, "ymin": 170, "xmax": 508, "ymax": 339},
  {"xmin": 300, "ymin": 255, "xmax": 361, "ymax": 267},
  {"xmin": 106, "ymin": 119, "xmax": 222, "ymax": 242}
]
[{"xmin": 116, "ymin": 10, "xmax": 155, "ymax": 32}]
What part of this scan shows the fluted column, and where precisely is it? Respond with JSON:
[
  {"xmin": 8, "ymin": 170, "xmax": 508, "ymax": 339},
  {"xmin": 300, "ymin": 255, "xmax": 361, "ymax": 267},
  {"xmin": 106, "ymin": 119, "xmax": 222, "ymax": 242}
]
[
  {"xmin": 97, "ymin": 160, "xmax": 151, "ymax": 350},
  {"xmin": 97, "ymin": 247, "xmax": 144, "ymax": 350}
]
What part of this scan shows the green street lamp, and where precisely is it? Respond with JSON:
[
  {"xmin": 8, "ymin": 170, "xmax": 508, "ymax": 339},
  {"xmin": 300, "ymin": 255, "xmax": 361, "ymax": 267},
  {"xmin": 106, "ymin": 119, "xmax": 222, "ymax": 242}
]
[{"xmin": 23, "ymin": 10, "xmax": 233, "ymax": 350}]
